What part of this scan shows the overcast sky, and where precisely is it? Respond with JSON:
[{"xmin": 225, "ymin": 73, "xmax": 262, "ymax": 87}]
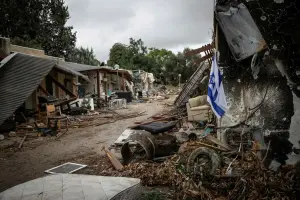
[{"xmin": 65, "ymin": 0, "xmax": 214, "ymax": 61}]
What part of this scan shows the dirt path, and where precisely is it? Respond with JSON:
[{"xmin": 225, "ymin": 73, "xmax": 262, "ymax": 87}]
[{"xmin": 0, "ymin": 100, "xmax": 169, "ymax": 192}]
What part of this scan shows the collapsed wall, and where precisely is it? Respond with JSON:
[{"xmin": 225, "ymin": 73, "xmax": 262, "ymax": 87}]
[{"xmin": 215, "ymin": 0, "xmax": 300, "ymax": 163}]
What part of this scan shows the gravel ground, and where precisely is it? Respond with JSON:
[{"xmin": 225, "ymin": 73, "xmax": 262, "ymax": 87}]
[{"xmin": 0, "ymin": 99, "xmax": 172, "ymax": 192}]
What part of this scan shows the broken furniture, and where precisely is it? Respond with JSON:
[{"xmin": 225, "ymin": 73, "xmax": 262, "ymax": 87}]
[
  {"xmin": 61, "ymin": 99, "xmax": 88, "ymax": 115},
  {"xmin": 186, "ymin": 95, "xmax": 211, "ymax": 122},
  {"xmin": 139, "ymin": 121, "xmax": 176, "ymax": 134},
  {"xmin": 37, "ymin": 96, "xmax": 61, "ymax": 123},
  {"xmin": 34, "ymin": 121, "xmax": 57, "ymax": 136},
  {"xmin": 109, "ymin": 98, "xmax": 127, "ymax": 109},
  {"xmin": 48, "ymin": 116, "xmax": 68, "ymax": 134}
]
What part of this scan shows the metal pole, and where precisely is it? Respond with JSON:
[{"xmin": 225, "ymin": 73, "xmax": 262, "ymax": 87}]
[
  {"xmin": 117, "ymin": 69, "xmax": 119, "ymax": 91},
  {"xmin": 97, "ymin": 70, "xmax": 100, "ymax": 98}
]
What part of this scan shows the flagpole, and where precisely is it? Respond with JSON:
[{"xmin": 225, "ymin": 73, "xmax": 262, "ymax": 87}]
[{"xmin": 215, "ymin": 20, "xmax": 223, "ymax": 141}]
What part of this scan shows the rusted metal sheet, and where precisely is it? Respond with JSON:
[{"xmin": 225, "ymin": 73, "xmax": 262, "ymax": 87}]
[
  {"xmin": 216, "ymin": 3, "xmax": 267, "ymax": 61},
  {"xmin": 121, "ymin": 132, "xmax": 155, "ymax": 165}
]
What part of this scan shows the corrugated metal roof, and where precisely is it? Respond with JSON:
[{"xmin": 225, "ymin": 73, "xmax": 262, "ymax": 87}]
[
  {"xmin": 55, "ymin": 61, "xmax": 90, "ymax": 82},
  {"xmin": 65, "ymin": 62, "xmax": 133, "ymax": 81},
  {"xmin": 64, "ymin": 62, "xmax": 103, "ymax": 72},
  {"xmin": 0, "ymin": 53, "xmax": 56, "ymax": 125}
]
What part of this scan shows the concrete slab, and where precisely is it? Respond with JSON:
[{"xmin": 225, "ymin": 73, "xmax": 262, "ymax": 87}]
[{"xmin": 0, "ymin": 174, "xmax": 141, "ymax": 200}]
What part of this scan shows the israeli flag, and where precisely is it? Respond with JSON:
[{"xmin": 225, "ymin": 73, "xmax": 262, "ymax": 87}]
[{"xmin": 207, "ymin": 55, "xmax": 227, "ymax": 118}]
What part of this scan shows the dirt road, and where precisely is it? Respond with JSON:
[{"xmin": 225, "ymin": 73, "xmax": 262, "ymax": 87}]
[{"xmin": 0, "ymin": 100, "xmax": 168, "ymax": 192}]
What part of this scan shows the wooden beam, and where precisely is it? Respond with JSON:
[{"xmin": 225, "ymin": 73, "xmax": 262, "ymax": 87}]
[
  {"xmin": 102, "ymin": 147, "xmax": 123, "ymax": 170},
  {"xmin": 206, "ymin": 134, "xmax": 232, "ymax": 151},
  {"xmin": 215, "ymin": 23, "xmax": 219, "ymax": 51},
  {"xmin": 47, "ymin": 75, "xmax": 76, "ymax": 98},
  {"xmin": 195, "ymin": 141, "xmax": 229, "ymax": 152},
  {"xmin": 191, "ymin": 53, "xmax": 214, "ymax": 66},
  {"xmin": 38, "ymin": 85, "xmax": 50, "ymax": 96},
  {"xmin": 18, "ymin": 135, "xmax": 27, "ymax": 149},
  {"xmin": 185, "ymin": 43, "xmax": 213, "ymax": 57}
]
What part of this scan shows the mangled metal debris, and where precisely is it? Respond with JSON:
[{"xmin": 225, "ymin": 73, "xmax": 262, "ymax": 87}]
[{"xmin": 121, "ymin": 132, "xmax": 155, "ymax": 164}]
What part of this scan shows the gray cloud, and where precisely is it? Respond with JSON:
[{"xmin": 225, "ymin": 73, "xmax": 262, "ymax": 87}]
[{"xmin": 65, "ymin": 0, "xmax": 214, "ymax": 61}]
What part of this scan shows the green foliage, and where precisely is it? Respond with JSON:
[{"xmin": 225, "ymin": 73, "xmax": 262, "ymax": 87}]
[
  {"xmin": 11, "ymin": 37, "xmax": 43, "ymax": 50},
  {"xmin": 108, "ymin": 38, "xmax": 202, "ymax": 84},
  {"xmin": 107, "ymin": 43, "xmax": 132, "ymax": 68},
  {"xmin": 66, "ymin": 47, "xmax": 101, "ymax": 66},
  {"xmin": 142, "ymin": 190, "xmax": 166, "ymax": 200},
  {"xmin": 0, "ymin": 0, "xmax": 76, "ymax": 58}
]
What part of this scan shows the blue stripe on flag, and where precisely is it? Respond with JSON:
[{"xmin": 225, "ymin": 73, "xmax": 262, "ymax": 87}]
[
  {"xmin": 218, "ymin": 70, "xmax": 222, "ymax": 86},
  {"xmin": 213, "ymin": 90, "xmax": 218, "ymax": 101},
  {"xmin": 208, "ymin": 88, "xmax": 225, "ymax": 117}
]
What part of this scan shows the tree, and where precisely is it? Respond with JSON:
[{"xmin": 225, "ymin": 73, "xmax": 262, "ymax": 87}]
[
  {"xmin": 107, "ymin": 38, "xmax": 204, "ymax": 85},
  {"xmin": 0, "ymin": 0, "xmax": 77, "ymax": 58},
  {"xmin": 129, "ymin": 38, "xmax": 147, "ymax": 55},
  {"xmin": 66, "ymin": 47, "xmax": 101, "ymax": 66},
  {"xmin": 107, "ymin": 43, "xmax": 132, "ymax": 68},
  {"xmin": 108, "ymin": 38, "xmax": 150, "ymax": 68},
  {"xmin": 147, "ymin": 48, "xmax": 176, "ymax": 84}
]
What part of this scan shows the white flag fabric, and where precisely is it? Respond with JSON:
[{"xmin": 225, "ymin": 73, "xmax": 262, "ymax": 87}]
[{"xmin": 207, "ymin": 55, "xmax": 227, "ymax": 118}]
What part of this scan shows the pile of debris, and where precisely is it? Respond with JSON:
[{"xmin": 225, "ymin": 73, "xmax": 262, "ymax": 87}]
[
  {"xmin": 0, "ymin": 109, "xmax": 146, "ymax": 149},
  {"xmin": 103, "ymin": 136, "xmax": 298, "ymax": 199},
  {"xmin": 97, "ymin": 104, "xmax": 299, "ymax": 199}
]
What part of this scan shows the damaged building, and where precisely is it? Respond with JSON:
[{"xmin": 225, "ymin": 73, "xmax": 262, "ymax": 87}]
[
  {"xmin": 177, "ymin": 0, "xmax": 300, "ymax": 167},
  {"xmin": 216, "ymin": 0, "xmax": 300, "ymax": 166},
  {"xmin": 0, "ymin": 38, "xmax": 91, "ymax": 130},
  {"xmin": 63, "ymin": 62, "xmax": 134, "ymax": 101}
]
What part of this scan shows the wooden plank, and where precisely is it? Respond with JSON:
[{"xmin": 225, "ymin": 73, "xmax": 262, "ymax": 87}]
[
  {"xmin": 102, "ymin": 147, "xmax": 123, "ymax": 170},
  {"xmin": 47, "ymin": 75, "xmax": 76, "ymax": 97},
  {"xmin": 195, "ymin": 141, "xmax": 229, "ymax": 152},
  {"xmin": 192, "ymin": 53, "xmax": 214, "ymax": 66},
  {"xmin": 206, "ymin": 134, "xmax": 231, "ymax": 150},
  {"xmin": 18, "ymin": 135, "xmax": 27, "ymax": 149},
  {"xmin": 38, "ymin": 85, "xmax": 50, "ymax": 96},
  {"xmin": 129, "ymin": 115, "xmax": 178, "ymax": 129},
  {"xmin": 20, "ymin": 112, "xmax": 27, "ymax": 122}
]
